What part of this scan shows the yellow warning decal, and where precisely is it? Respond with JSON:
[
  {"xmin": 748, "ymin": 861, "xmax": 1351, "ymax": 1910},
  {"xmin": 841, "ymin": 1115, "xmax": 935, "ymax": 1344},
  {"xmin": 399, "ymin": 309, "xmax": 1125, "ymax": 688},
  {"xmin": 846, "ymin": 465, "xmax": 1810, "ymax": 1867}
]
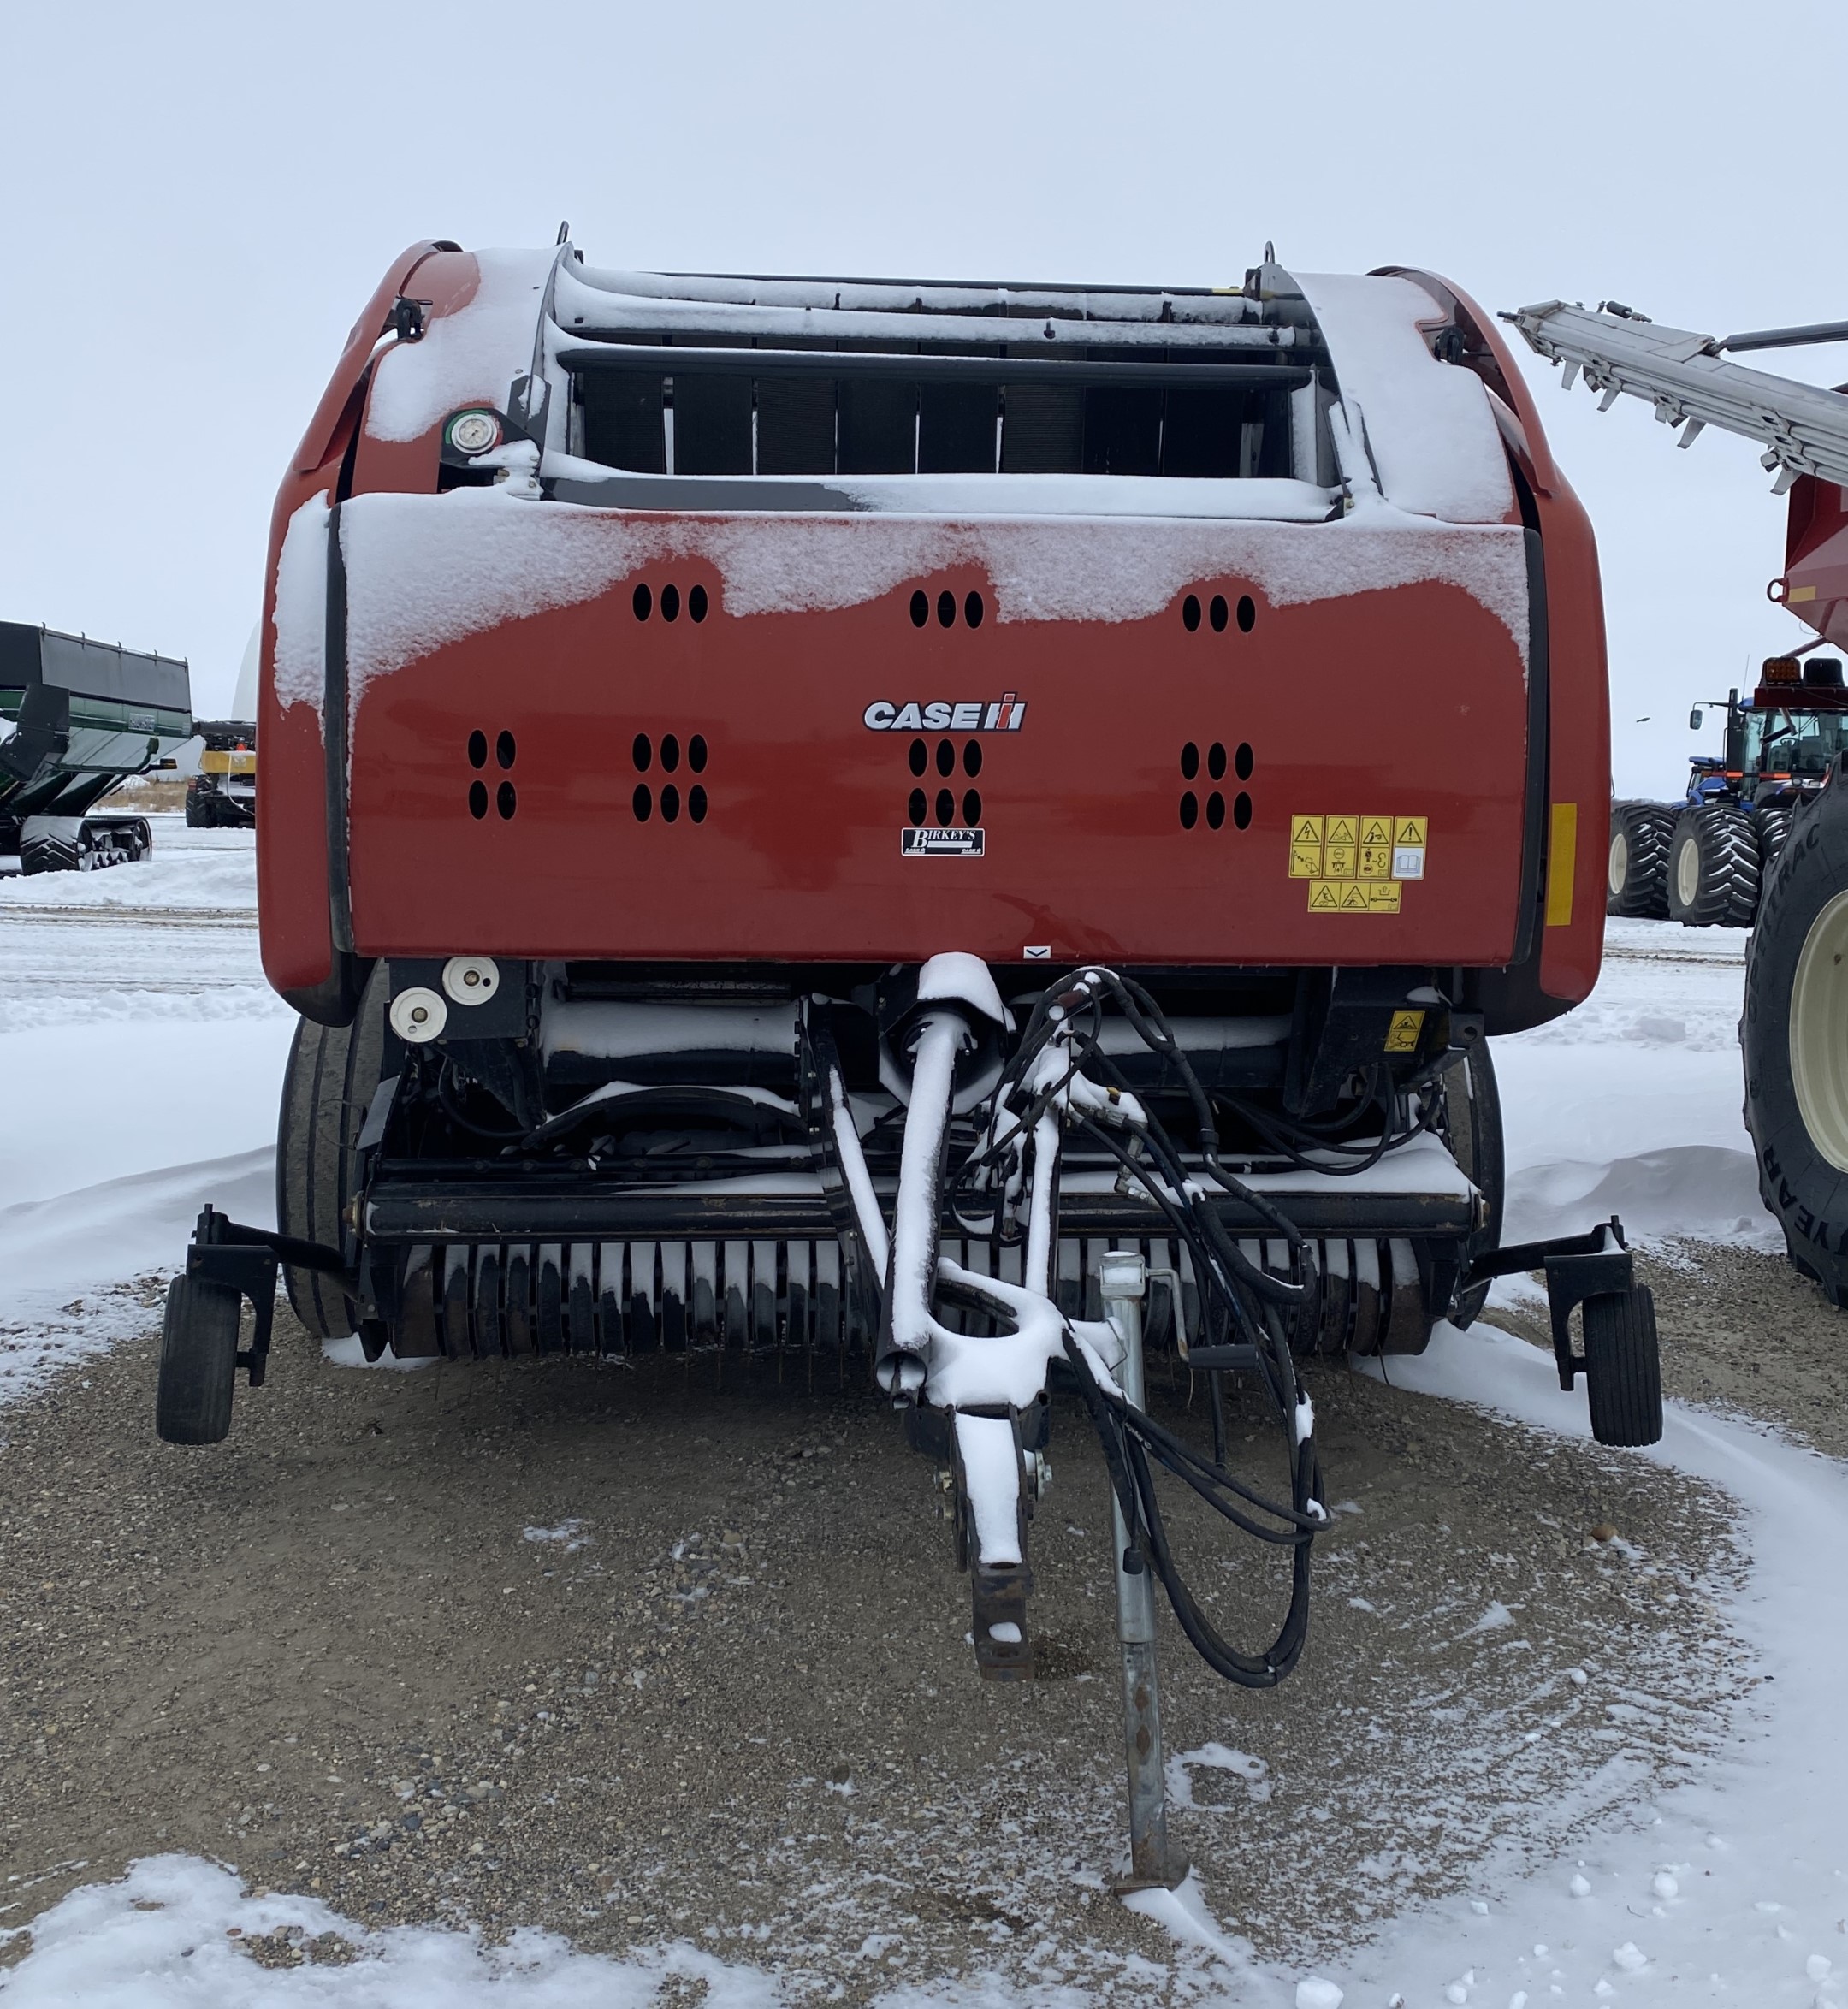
[
  {"xmin": 1297, "ymin": 815, "xmax": 1427, "ymax": 910},
  {"xmin": 1545, "ymin": 802, "xmax": 1578, "ymax": 927},
  {"xmin": 1384, "ymin": 1009, "xmax": 1425, "ymax": 1053}
]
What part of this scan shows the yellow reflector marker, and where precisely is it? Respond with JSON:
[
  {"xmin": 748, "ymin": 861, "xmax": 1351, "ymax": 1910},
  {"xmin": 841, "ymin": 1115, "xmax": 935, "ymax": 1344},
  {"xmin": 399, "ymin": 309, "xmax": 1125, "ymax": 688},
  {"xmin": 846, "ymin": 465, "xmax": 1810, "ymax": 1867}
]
[
  {"xmin": 1545, "ymin": 802, "xmax": 1578, "ymax": 927},
  {"xmin": 1788, "ymin": 584, "xmax": 1817, "ymax": 604}
]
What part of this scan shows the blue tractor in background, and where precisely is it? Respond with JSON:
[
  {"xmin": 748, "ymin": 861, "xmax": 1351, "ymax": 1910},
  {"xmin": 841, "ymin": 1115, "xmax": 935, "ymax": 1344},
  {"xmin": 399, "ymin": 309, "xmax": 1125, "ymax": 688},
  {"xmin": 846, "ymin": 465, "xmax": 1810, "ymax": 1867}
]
[{"xmin": 1608, "ymin": 654, "xmax": 1848, "ymax": 927}]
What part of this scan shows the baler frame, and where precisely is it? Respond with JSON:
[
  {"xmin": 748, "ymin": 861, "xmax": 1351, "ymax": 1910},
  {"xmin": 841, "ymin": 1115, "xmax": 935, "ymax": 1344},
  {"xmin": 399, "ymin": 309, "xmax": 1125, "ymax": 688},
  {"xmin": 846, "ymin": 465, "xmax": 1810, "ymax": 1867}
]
[{"xmin": 157, "ymin": 239, "xmax": 1667, "ymax": 1884}]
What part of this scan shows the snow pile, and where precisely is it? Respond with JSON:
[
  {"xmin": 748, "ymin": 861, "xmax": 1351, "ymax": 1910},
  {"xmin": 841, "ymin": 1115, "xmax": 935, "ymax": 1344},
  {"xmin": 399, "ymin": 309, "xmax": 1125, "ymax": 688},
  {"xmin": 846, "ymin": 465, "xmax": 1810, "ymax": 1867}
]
[
  {"xmin": 0, "ymin": 822, "xmax": 290, "ymax": 1387},
  {"xmin": 1315, "ymin": 1318, "xmax": 1848, "ymax": 2007},
  {"xmin": 0, "ymin": 1854, "xmax": 782, "ymax": 2007},
  {"xmin": 1164, "ymin": 1742, "xmax": 1274, "ymax": 1810},
  {"xmin": 0, "ymin": 829, "xmax": 259, "ymax": 913},
  {"xmin": 1494, "ymin": 919, "xmax": 1774, "ymax": 1251}
]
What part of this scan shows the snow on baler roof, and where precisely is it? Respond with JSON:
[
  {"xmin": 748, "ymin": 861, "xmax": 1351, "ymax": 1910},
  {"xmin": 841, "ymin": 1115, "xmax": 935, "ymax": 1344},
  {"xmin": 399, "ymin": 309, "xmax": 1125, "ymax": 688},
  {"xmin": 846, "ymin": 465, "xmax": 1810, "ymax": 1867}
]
[{"xmin": 362, "ymin": 246, "xmax": 1518, "ymax": 528}]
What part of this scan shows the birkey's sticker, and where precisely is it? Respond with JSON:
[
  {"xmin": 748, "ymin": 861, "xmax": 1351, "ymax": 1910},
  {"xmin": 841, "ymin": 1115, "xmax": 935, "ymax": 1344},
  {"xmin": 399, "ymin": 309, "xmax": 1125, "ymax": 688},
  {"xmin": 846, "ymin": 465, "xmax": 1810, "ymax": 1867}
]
[
  {"xmin": 902, "ymin": 827, "xmax": 985, "ymax": 857},
  {"xmin": 1292, "ymin": 814, "xmax": 1428, "ymax": 911}
]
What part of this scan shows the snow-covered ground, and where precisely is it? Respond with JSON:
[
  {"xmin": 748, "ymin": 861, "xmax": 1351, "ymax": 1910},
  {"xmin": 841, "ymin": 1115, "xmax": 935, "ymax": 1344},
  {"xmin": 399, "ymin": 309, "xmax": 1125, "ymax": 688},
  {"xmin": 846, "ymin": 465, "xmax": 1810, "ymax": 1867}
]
[
  {"xmin": 1496, "ymin": 919, "xmax": 1773, "ymax": 1253},
  {"xmin": 3, "ymin": 839, "xmax": 1843, "ymax": 2006},
  {"xmin": 0, "ymin": 818, "xmax": 293, "ymax": 1396}
]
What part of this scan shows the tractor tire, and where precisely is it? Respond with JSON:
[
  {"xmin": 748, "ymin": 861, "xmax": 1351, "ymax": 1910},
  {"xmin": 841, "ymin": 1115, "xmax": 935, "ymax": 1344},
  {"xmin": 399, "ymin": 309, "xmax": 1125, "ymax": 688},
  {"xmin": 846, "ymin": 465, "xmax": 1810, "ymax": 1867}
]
[
  {"xmin": 275, "ymin": 968, "xmax": 388, "ymax": 1342},
  {"xmin": 1742, "ymin": 779, "xmax": 1848, "ymax": 1307},
  {"xmin": 1755, "ymin": 805, "xmax": 1794, "ymax": 873},
  {"xmin": 1582, "ymin": 1287, "xmax": 1662, "ymax": 1447},
  {"xmin": 1436, "ymin": 1039, "xmax": 1504, "ymax": 1328},
  {"xmin": 1667, "ymin": 804, "xmax": 1761, "ymax": 928},
  {"xmin": 184, "ymin": 784, "xmax": 209, "ymax": 828},
  {"xmin": 156, "ymin": 1275, "xmax": 242, "ymax": 1444},
  {"xmin": 1606, "ymin": 802, "xmax": 1674, "ymax": 918}
]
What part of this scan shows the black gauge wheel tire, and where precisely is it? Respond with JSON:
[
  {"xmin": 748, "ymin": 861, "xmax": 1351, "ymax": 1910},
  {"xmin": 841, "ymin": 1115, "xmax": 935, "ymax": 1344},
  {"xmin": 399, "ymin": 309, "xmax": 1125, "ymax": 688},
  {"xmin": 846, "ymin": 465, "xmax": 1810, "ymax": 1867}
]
[
  {"xmin": 1667, "ymin": 804, "xmax": 1761, "ymax": 928},
  {"xmin": 1583, "ymin": 1287, "xmax": 1662, "ymax": 1447},
  {"xmin": 1606, "ymin": 802, "xmax": 1675, "ymax": 919},
  {"xmin": 1742, "ymin": 780, "xmax": 1848, "ymax": 1307},
  {"xmin": 275, "ymin": 969, "xmax": 388, "ymax": 1342},
  {"xmin": 156, "ymin": 1275, "xmax": 242, "ymax": 1444}
]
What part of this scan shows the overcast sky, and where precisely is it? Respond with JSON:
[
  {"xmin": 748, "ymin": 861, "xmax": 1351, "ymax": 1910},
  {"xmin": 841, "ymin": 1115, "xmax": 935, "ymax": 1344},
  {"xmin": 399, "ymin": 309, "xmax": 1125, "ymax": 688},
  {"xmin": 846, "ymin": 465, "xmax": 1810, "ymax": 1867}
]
[{"xmin": 3, "ymin": 0, "xmax": 1843, "ymax": 794}]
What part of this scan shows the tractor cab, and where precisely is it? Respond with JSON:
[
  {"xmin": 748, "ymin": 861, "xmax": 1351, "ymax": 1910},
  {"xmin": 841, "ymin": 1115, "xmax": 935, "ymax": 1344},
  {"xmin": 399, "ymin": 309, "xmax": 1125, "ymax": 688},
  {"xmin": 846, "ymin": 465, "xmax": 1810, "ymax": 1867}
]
[{"xmin": 1690, "ymin": 655, "xmax": 1848, "ymax": 810}]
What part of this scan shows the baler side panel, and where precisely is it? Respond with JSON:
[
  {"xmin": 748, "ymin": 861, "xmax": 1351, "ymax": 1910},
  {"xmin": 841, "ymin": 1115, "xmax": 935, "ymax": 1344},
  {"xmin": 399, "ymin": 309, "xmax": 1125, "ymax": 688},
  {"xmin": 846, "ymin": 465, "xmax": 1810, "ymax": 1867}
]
[
  {"xmin": 1407, "ymin": 271, "xmax": 1608, "ymax": 1006},
  {"xmin": 257, "ymin": 481, "xmax": 335, "ymax": 1004}
]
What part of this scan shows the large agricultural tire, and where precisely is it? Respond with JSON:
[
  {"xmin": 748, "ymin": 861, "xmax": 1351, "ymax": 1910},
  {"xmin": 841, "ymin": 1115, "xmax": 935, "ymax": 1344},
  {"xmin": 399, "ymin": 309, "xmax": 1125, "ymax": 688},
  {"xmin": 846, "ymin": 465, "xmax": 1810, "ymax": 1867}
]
[
  {"xmin": 1742, "ymin": 778, "xmax": 1848, "ymax": 1307},
  {"xmin": 1583, "ymin": 1288, "xmax": 1663, "ymax": 1447},
  {"xmin": 1755, "ymin": 805, "xmax": 1794, "ymax": 873},
  {"xmin": 1667, "ymin": 804, "xmax": 1761, "ymax": 928},
  {"xmin": 156, "ymin": 1275, "xmax": 241, "ymax": 1444},
  {"xmin": 1436, "ymin": 1039, "xmax": 1505, "ymax": 1329},
  {"xmin": 275, "ymin": 969, "xmax": 388, "ymax": 1341},
  {"xmin": 1606, "ymin": 802, "xmax": 1675, "ymax": 918}
]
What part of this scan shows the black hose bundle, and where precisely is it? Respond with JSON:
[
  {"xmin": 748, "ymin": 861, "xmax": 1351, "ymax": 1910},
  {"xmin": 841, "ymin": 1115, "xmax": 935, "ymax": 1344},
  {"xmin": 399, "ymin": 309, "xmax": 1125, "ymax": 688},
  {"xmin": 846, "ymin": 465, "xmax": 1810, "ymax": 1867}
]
[
  {"xmin": 1062, "ymin": 1321, "xmax": 1324, "ymax": 1686},
  {"xmin": 951, "ymin": 966, "xmax": 1347, "ymax": 1687}
]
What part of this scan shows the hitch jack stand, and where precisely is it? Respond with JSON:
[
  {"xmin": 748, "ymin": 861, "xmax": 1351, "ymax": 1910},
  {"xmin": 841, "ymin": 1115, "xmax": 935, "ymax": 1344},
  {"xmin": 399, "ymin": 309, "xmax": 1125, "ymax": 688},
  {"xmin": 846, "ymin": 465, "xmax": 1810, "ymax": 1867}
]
[{"xmin": 1098, "ymin": 1251, "xmax": 1189, "ymax": 1894}]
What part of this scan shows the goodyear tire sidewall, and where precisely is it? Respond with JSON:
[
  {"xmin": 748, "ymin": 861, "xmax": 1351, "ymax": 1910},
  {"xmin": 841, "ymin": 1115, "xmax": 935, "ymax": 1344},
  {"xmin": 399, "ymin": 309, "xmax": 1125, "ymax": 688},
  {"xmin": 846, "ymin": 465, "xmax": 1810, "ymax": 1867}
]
[{"xmin": 1744, "ymin": 785, "xmax": 1848, "ymax": 1271}]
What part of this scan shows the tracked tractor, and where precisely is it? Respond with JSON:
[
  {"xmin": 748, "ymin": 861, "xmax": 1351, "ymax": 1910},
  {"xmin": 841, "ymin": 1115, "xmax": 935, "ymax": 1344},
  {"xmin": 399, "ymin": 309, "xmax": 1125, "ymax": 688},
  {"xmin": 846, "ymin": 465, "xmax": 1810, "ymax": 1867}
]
[
  {"xmin": 1514, "ymin": 297, "xmax": 1848, "ymax": 1307},
  {"xmin": 0, "ymin": 623, "xmax": 191, "ymax": 872},
  {"xmin": 157, "ymin": 240, "xmax": 1661, "ymax": 1884}
]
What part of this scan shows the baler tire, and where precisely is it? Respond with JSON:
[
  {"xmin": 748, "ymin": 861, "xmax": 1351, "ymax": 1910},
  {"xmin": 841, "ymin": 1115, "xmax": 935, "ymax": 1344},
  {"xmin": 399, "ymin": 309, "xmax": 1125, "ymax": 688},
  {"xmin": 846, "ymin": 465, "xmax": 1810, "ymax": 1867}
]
[
  {"xmin": 1606, "ymin": 802, "xmax": 1674, "ymax": 919},
  {"xmin": 1439, "ymin": 1040, "xmax": 1505, "ymax": 1329},
  {"xmin": 275, "ymin": 969, "xmax": 388, "ymax": 1342},
  {"xmin": 1582, "ymin": 1287, "xmax": 1662, "ymax": 1447},
  {"xmin": 1667, "ymin": 804, "xmax": 1761, "ymax": 928},
  {"xmin": 1742, "ymin": 782, "xmax": 1848, "ymax": 1308},
  {"xmin": 157, "ymin": 1275, "xmax": 241, "ymax": 1445}
]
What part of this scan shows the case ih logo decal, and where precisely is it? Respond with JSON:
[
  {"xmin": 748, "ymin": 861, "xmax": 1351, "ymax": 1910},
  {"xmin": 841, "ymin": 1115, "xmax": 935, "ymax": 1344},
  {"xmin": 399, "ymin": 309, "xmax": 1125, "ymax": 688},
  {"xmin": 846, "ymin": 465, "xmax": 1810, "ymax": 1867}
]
[{"xmin": 863, "ymin": 696, "xmax": 1026, "ymax": 732}]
